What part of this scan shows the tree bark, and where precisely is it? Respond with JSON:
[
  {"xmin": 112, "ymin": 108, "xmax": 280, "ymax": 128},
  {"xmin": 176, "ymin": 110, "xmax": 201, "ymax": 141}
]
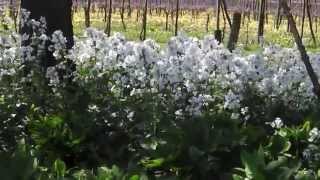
[
  {"xmin": 215, "ymin": 0, "xmax": 222, "ymax": 43},
  {"xmin": 174, "ymin": 0, "xmax": 179, "ymax": 36},
  {"xmin": 306, "ymin": 0, "xmax": 316, "ymax": 45},
  {"xmin": 20, "ymin": 0, "xmax": 74, "ymax": 67},
  {"xmin": 221, "ymin": 0, "xmax": 232, "ymax": 28},
  {"xmin": 9, "ymin": 0, "xmax": 18, "ymax": 32},
  {"xmin": 227, "ymin": 12, "xmax": 242, "ymax": 52},
  {"xmin": 105, "ymin": 0, "xmax": 112, "ymax": 37},
  {"xmin": 258, "ymin": 0, "xmax": 266, "ymax": 45},
  {"xmin": 84, "ymin": 0, "xmax": 92, "ymax": 28},
  {"xmin": 128, "ymin": 0, "xmax": 132, "ymax": 17},
  {"xmin": 301, "ymin": 0, "xmax": 306, "ymax": 38},
  {"xmin": 280, "ymin": 0, "xmax": 320, "ymax": 98},
  {"xmin": 140, "ymin": 0, "xmax": 148, "ymax": 41},
  {"xmin": 120, "ymin": 0, "xmax": 127, "ymax": 30}
]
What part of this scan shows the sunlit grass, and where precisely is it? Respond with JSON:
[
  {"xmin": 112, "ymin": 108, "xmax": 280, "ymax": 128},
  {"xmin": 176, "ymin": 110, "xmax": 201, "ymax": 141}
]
[{"xmin": 2, "ymin": 8, "xmax": 318, "ymax": 52}]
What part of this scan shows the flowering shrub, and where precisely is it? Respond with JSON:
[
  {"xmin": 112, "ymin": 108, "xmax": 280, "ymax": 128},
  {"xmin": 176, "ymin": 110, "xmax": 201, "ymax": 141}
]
[
  {"xmin": 70, "ymin": 29, "xmax": 320, "ymax": 120},
  {"xmin": 0, "ymin": 15, "xmax": 320, "ymax": 179}
]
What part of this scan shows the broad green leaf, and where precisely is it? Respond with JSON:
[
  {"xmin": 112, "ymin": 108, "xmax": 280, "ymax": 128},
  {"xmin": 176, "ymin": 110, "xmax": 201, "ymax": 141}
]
[
  {"xmin": 232, "ymin": 174, "xmax": 245, "ymax": 180},
  {"xmin": 142, "ymin": 158, "xmax": 165, "ymax": 169},
  {"xmin": 240, "ymin": 150, "xmax": 265, "ymax": 180},
  {"xmin": 53, "ymin": 159, "xmax": 66, "ymax": 178},
  {"xmin": 129, "ymin": 175, "xmax": 140, "ymax": 180},
  {"xmin": 265, "ymin": 156, "xmax": 288, "ymax": 171},
  {"xmin": 266, "ymin": 135, "xmax": 291, "ymax": 156}
]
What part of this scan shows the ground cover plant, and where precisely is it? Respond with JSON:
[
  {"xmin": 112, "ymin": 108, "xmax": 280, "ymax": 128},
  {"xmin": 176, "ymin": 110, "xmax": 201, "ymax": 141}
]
[{"xmin": 0, "ymin": 9, "xmax": 320, "ymax": 179}]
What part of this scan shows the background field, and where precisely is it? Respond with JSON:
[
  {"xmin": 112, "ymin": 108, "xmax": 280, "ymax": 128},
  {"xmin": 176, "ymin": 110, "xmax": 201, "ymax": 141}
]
[{"xmin": 72, "ymin": 9, "xmax": 320, "ymax": 52}]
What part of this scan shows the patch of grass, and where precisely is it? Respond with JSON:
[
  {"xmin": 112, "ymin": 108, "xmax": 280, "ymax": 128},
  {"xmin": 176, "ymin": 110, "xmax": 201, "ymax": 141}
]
[{"xmin": 74, "ymin": 10, "xmax": 319, "ymax": 50}]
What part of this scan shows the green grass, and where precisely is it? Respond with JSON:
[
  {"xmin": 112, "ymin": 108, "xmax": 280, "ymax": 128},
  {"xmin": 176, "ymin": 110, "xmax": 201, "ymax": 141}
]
[
  {"xmin": 73, "ymin": 10, "xmax": 320, "ymax": 52},
  {"xmin": 3, "ymin": 8, "xmax": 320, "ymax": 52}
]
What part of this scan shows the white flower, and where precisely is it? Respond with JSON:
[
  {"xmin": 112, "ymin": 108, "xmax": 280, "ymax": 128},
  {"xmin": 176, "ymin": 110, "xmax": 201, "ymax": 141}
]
[
  {"xmin": 308, "ymin": 128, "xmax": 320, "ymax": 143},
  {"xmin": 127, "ymin": 112, "xmax": 135, "ymax": 121},
  {"xmin": 46, "ymin": 67, "xmax": 59, "ymax": 86},
  {"xmin": 224, "ymin": 90, "xmax": 241, "ymax": 110},
  {"xmin": 269, "ymin": 117, "xmax": 284, "ymax": 129},
  {"xmin": 240, "ymin": 107, "xmax": 249, "ymax": 115}
]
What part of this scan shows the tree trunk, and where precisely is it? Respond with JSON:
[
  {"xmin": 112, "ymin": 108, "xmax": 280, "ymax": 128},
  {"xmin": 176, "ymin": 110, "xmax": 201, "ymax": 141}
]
[
  {"xmin": 9, "ymin": 0, "xmax": 18, "ymax": 32},
  {"xmin": 174, "ymin": 0, "xmax": 179, "ymax": 36},
  {"xmin": 140, "ymin": 0, "xmax": 148, "ymax": 41},
  {"xmin": 221, "ymin": 0, "xmax": 232, "ymax": 28},
  {"xmin": 20, "ymin": 0, "xmax": 74, "ymax": 66},
  {"xmin": 105, "ymin": 0, "xmax": 112, "ymax": 36},
  {"xmin": 120, "ymin": 0, "xmax": 127, "ymax": 30},
  {"xmin": 128, "ymin": 0, "xmax": 132, "ymax": 17},
  {"xmin": 165, "ymin": 10, "xmax": 169, "ymax": 31},
  {"xmin": 215, "ymin": 0, "xmax": 222, "ymax": 43},
  {"xmin": 257, "ymin": 0, "xmax": 266, "ymax": 45},
  {"xmin": 306, "ymin": 0, "xmax": 316, "ymax": 46},
  {"xmin": 280, "ymin": 0, "xmax": 320, "ymax": 98},
  {"xmin": 227, "ymin": 12, "xmax": 242, "ymax": 52},
  {"xmin": 104, "ymin": 0, "xmax": 108, "ymax": 22},
  {"xmin": 84, "ymin": 0, "xmax": 91, "ymax": 28},
  {"xmin": 301, "ymin": 0, "xmax": 306, "ymax": 38},
  {"xmin": 9, "ymin": 0, "xmax": 15, "ymax": 20},
  {"xmin": 206, "ymin": 13, "xmax": 210, "ymax": 32}
]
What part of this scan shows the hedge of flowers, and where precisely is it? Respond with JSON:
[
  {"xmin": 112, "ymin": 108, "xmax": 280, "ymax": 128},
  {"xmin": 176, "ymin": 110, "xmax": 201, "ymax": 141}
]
[{"xmin": 0, "ymin": 15, "xmax": 320, "ymax": 179}]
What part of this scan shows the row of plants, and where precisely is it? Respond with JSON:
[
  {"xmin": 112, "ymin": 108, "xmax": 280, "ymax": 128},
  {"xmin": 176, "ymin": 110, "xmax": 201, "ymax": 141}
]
[{"xmin": 0, "ymin": 15, "xmax": 320, "ymax": 179}]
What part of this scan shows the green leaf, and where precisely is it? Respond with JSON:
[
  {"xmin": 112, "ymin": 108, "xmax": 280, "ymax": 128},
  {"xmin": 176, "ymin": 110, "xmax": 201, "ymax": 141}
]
[
  {"xmin": 232, "ymin": 174, "xmax": 245, "ymax": 180},
  {"xmin": 53, "ymin": 159, "xmax": 66, "ymax": 178},
  {"xmin": 139, "ymin": 174, "xmax": 149, "ymax": 180},
  {"xmin": 295, "ymin": 170, "xmax": 316, "ymax": 180},
  {"xmin": 266, "ymin": 135, "xmax": 291, "ymax": 156},
  {"xmin": 142, "ymin": 158, "xmax": 165, "ymax": 169},
  {"xmin": 240, "ymin": 148, "xmax": 266, "ymax": 180},
  {"xmin": 47, "ymin": 116, "xmax": 64, "ymax": 128},
  {"xmin": 278, "ymin": 161, "xmax": 301, "ymax": 180},
  {"xmin": 265, "ymin": 156, "xmax": 288, "ymax": 171},
  {"xmin": 301, "ymin": 121, "xmax": 311, "ymax": 133},
  {"xmin": 129, "ymin": 175, "xmax": 140, "ymax": 180}
]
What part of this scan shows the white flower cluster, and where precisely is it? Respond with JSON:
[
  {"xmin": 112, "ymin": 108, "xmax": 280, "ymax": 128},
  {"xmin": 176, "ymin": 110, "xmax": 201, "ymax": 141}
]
[
  {"xmin": 1, "ymin": 22, "xmax": 320, "ymax": 118},
  {"xmin": 267, "ymin": 117, "xmax": 284, "ymax": 129},
  {"xmin": 308, "ymin": 127, "xmax": 320, "ymax": 143},
  {"xmin": 50, "ymin": 30, "xmax": 67, "ymax": 59},
  {"xmin": 70, "ymin": 29, "xmax": 320, "ymax": 117}
]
